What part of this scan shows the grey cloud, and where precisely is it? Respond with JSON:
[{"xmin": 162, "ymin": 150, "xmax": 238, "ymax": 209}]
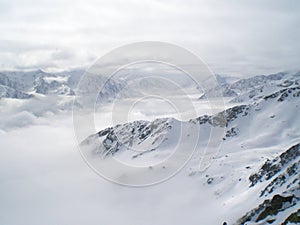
[
  {"xmin": 0, "ymin": 0, "xmax": 299, "ymax": 76},
  {"xmin": 51, "ymin": 49, "xmax": 75, "ymax": 60}
]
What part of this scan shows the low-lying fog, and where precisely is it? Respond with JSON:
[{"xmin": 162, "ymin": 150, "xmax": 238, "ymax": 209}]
[{"xmin": 0, "ymin": 95, "xmax": 236, "ymax": 225}]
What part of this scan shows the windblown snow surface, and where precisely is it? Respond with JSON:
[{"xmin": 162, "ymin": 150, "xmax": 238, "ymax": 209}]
[{"xmin": 0, "ymin": 69, "xmax": 300, "ymax": 225}]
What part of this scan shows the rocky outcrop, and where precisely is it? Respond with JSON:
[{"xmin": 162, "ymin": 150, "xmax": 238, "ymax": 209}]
[
  {"xmin": 282, "ymin": 209, "xmax": 300, "ymax": 225},
  {"xmin": 191, "ymin": 105, "xmax": 249, "ymax": 127},
  {"xmin": 81, "ymin": 118, "xmax": 173, "ymax": 158},
  {"xmin": 236, "ymin": 193, "xmax": 299, "ymax": 225},
  {"xmin": 263, "ymin": 86, "xmax": 300, "ymax": 102},
  {"xmin": 235, "ymin": 143, "xmax": 300, "ymax": 225},
  {"xmin": 249, "ymin": 143, "xmax": 300, "ymax": 187}
]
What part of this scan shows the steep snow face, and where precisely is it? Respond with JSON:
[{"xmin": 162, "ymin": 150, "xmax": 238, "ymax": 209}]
[
  {"xmin": 192, "ymin": 85, "xmax": 300, "ymax": 224},
  {"xmin": 236, "ymin": 143, "xmax": 300, "ymax": 225},
  {"xmin": 82, "ymin": 81, "xmax": 300, "ymax": 224}
]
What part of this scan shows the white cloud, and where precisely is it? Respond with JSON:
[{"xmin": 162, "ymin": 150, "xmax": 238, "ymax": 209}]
[
  {"xmin": 0, "ymin": 115, "xmax": 227, "ymax": 225},
  {"xmin": 0, "ymin": 0, "xmax": 299, "ymax": 75}
]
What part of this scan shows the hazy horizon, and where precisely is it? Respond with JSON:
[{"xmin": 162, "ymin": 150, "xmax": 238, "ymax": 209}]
[{"xmin": 0, "ymin": 0, "xmax": 300, "ymax": 76}]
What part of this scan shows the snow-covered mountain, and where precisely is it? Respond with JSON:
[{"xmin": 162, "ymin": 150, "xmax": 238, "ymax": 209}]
[
  {"xmin": 236, "ymin": 143, "xmax": 300, "ymax": 225},
  {"xmin": 0, "ymin": 84, "xmax": 33, "ymax": 99},
  {"xmin": 200, "ymin": 71, "xmax": 300, "ymax": 103},
  {"xmin": 81, "ymin": 74, "xmax": 300, "ymax": 224},
  {"xmin": 1, "ymin": 68, "xmax": 300, "ymax": 223},
  {"xmin": 0, "ymin": 67, "xmax": 199, "ymax": 104},
  {"xmin": 0, "ymin": 69, "xmax": 81, "ymax": 99},
  {"xmin": 1, "ymin": 69, "xmax": 299, "ymax": 106}
]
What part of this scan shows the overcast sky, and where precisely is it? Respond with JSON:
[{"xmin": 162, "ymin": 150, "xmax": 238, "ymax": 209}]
[{"xmin": 0, "ymin": 0, "xmax": 299, "ymax": 76}]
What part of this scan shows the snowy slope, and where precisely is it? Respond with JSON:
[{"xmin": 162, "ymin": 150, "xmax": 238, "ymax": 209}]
[
  {"xmin": 0, "ymin": 69, "xmax": 77, "ymax": 97},
  {"xmin": 82, "ymin": 81, "xmax": 300, "ymax": 224},
  {"xmin": 236, "ymin": 143, "xmax": 300, "ymax": 224},
  {"xmin": 200, "ymin": 71, "xmax": 300, "ymax": 104}
]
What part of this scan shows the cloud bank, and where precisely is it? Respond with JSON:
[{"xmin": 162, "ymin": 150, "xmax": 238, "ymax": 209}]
[{"xmin": 0, "ymin": 0, "xmax": 300, "ymax": 75}]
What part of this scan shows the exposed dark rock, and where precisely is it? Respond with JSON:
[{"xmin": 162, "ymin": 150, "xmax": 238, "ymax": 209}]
[
  {"xmin": 256, "ymin": 195, "xmax": 294, "ymax": 222},
  {"xmin": 249, "ymin": 143, "xmax": 300, "ymax": 187},
  {"xmin": 281, "ymin": 209, "xmax": 300, "ymax": 225},
  {"xmin": 225, "ymin": 127, "xmax": 239, "ymax": 138},
  {"xmin": 81, "ymin": 118, "xmax": 173, "ymax": 158},
  {"xmin": 263, "ymin": 86, "xmax": 300, "ymax": 102},
  {"xmin": 207, "ymin": 177, "xmax": 214, "ymax": 184},
  {"xmin": 236, "ymin": 194, "xmax": 298, "ymax": 225},
  {"xmin": 191, "ymin": 105, "xmax": 249, "ymax": 128},
  {"xmin": 97, "ymin": 127, "xmax": 113, "ymax": 137},
  {"xmin": 236, "ymin": 143, "xmax": 300, "ymax": 224}
]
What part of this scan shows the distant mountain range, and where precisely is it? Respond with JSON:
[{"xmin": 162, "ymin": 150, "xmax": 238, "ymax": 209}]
[
  {"xmin": 0, "ymin": 69, "xmax": 83, "ymax": 99},
  {"xmin": 2, "ymin": 69, "xmax": 299, "ymax": 104}
]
